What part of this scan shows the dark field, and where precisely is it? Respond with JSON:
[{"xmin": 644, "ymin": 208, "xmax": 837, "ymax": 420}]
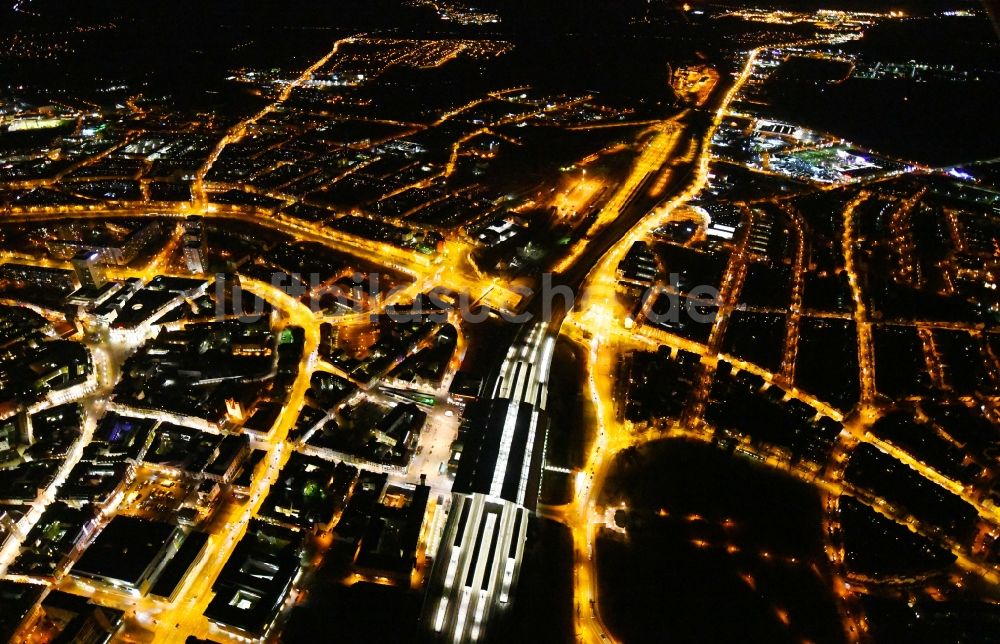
[
  {"xmin": 596, "ymin": 439, "xmax": 847, "ymax": 644},
  {"xmin": 762, "ymin": 15, "xmax": 1000, "ymax": 166}
]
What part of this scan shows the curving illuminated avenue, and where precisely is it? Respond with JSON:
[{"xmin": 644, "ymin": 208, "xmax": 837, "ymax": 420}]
[{"xmin": 538, "ymin": 44, "xmax": 777, "ymax": 644}]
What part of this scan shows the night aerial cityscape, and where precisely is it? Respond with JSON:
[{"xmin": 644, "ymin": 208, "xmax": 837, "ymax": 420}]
[{"xmin": 1, "ymin": 1, "xmax": 1000, "ymax": 643}]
